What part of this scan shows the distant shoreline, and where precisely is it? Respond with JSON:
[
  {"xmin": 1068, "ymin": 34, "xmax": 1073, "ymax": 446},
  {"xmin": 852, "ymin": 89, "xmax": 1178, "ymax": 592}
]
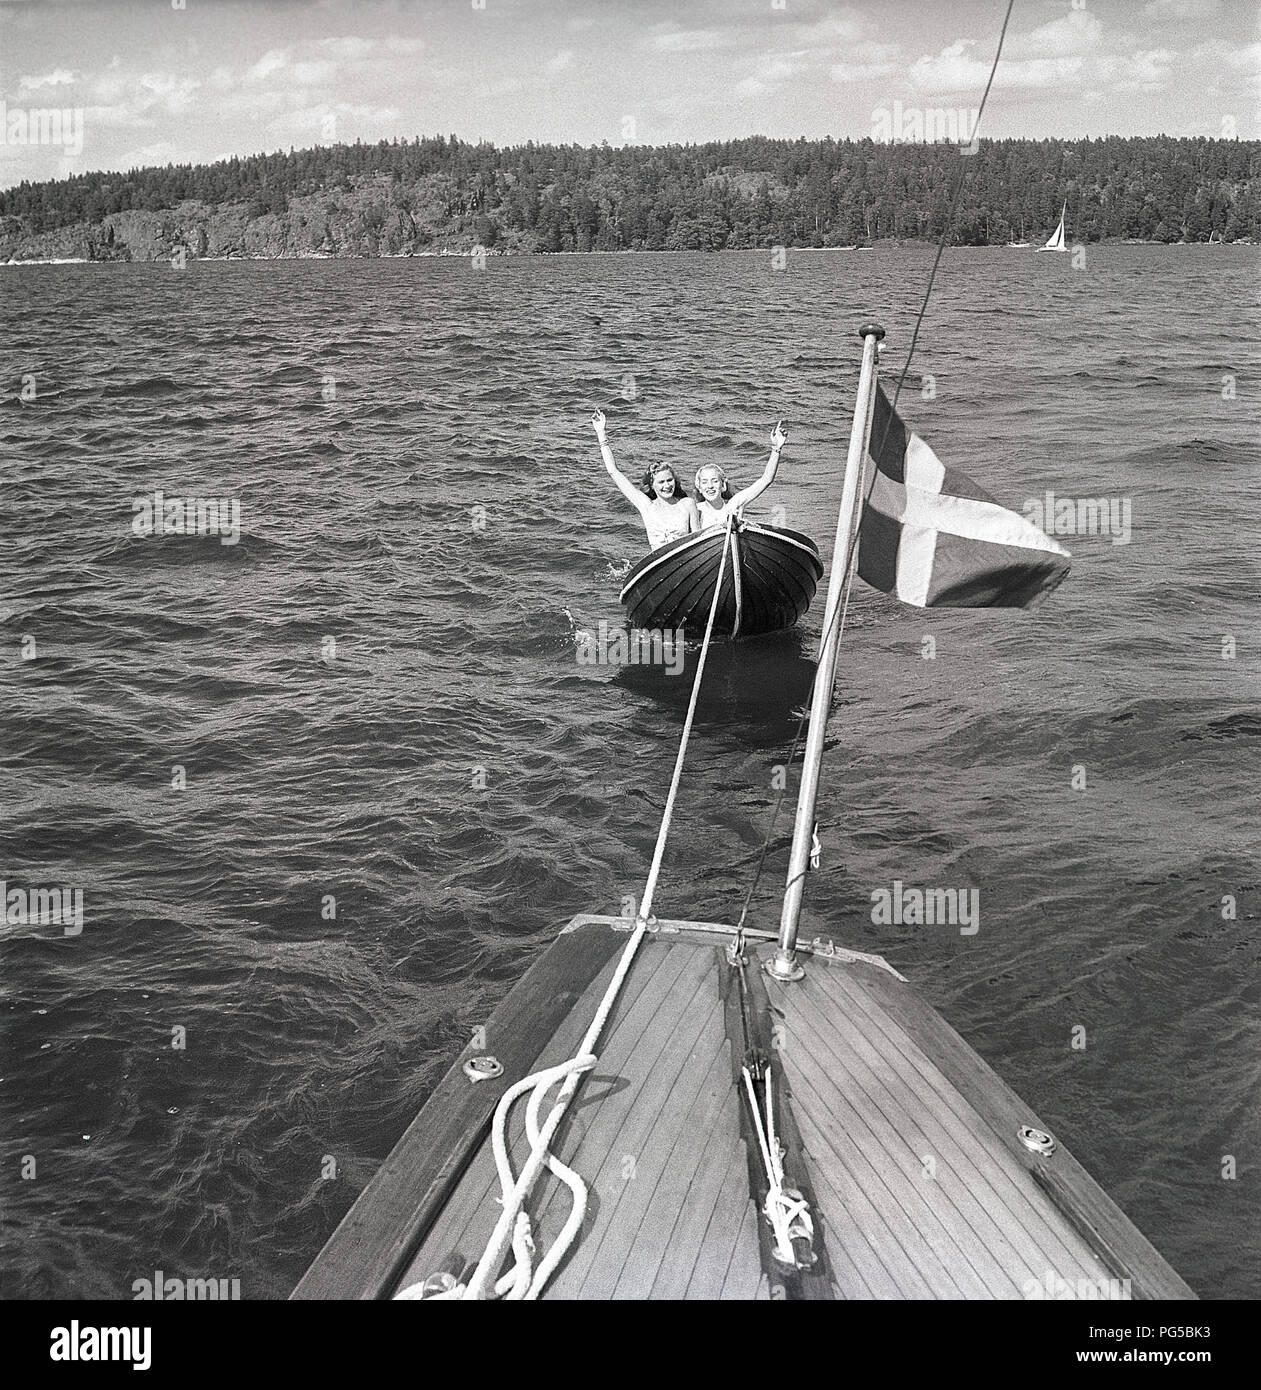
[{"xmin": 4, "ymin": 238, "xmax": 1255, "ymax": 267}]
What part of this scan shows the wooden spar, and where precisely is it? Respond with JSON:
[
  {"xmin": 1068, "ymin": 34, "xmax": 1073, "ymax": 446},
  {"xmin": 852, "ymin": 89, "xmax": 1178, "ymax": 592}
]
[{"xmin": 769, "ymin": 324, "xmax": 884, "ymax": 981}]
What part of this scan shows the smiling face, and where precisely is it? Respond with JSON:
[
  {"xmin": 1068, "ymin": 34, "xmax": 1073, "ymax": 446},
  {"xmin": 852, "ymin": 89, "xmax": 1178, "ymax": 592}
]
[
  {"xmin": 652, "ymin": 468, "xmax": 676, "ymax": 499},
  {"xmin": 696, "ymin": 467, "xmax": 725, "ymax": 503}
]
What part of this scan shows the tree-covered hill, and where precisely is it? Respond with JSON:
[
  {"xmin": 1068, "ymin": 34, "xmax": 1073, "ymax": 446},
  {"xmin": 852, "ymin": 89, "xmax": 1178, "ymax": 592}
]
[{"xmin": 1, "ymin": 133, "xmax": 1256, "ymax": 262}]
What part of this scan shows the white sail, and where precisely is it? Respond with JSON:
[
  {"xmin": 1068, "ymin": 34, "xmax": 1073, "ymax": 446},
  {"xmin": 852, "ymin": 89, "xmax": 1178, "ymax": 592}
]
[{"xmin": 1036, "ymin": 201, "xmax": 1067, "ymax": 252}]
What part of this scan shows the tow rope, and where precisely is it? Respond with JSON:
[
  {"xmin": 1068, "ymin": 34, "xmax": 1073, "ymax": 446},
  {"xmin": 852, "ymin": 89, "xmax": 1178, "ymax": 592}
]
[{"xmin": 396, "ymin": 518, "xmax": 737, "ymax": 1301}]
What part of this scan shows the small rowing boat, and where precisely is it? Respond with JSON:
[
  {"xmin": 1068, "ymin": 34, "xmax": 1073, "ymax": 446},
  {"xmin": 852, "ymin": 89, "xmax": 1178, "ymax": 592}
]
[{"xmin": 618, "ymin": 521, "xmax": 824, "ymax": 639}]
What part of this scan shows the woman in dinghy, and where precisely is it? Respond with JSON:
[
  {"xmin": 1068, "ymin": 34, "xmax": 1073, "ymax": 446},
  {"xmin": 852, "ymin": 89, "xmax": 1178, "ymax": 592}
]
[
  {"xmin": 592, "ymin": 409, "xmax": 698, "ymax": 550},
  {"xmin": 694, "ymin": 421, "xmax": 788, "ymax": 528}
]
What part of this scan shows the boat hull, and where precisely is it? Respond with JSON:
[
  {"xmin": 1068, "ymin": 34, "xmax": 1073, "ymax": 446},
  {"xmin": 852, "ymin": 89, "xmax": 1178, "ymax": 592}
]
[{"xmin": 618, "ymin": 522, "xmax": 824, "ymax": 639}]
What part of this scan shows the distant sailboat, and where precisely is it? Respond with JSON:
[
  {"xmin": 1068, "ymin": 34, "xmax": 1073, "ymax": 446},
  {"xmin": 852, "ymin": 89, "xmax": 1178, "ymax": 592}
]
[
  {"xmin": 1207, "ymin": 229, "xmax": 1222, "ymax": 245},
  {"xmin": 1007, "ymin": 216, "xmax": 1029, "ymax": 248},
  {"xmin": 1036, "ymin": 201, "xmax": 1067, "ymax": 253}
]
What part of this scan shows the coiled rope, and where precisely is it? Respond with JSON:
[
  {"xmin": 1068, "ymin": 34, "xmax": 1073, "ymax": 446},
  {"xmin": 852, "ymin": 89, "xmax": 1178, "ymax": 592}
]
[
  {"xmin": 396, "ymin": 517, "xmax": 738, "ymax": 1302},
  {"xmin": 741, "ymin": 1064, "xmax": 814, "ymax": 1266}
]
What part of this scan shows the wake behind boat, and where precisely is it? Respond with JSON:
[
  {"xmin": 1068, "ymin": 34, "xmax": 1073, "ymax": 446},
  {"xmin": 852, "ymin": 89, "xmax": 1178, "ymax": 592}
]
[{"xmin": 618, "ymin": 520, "xmax": 823, "ymax": 639}]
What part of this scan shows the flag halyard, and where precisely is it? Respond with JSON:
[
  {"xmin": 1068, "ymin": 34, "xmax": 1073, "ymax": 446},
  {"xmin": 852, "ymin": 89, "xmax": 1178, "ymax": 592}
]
[{"xmin": 857, "ymin": 384, "xmax": 1071, "ymax": 609}]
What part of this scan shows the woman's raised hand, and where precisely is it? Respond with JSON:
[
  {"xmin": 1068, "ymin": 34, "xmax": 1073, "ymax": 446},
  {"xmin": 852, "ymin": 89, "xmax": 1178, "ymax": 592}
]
[
  {"xmin": 771, "ymin": 420, "xmax": 788, "ymax": 452},
  {"xmin": 591, "ymin": 409, "xmax": 607, "ymax": 441}
]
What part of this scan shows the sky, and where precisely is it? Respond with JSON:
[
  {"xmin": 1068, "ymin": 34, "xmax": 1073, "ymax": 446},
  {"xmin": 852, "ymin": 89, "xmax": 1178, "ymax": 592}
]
[{"xmin": 0, "ymin": 0, "xmax": 1257, "ymax": 188}]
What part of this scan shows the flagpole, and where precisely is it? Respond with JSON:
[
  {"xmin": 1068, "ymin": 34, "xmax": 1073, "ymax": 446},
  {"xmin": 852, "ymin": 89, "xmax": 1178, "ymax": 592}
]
[{"xmin": 767, "ymin": 322, "xmax": 884, "ymax": 983}]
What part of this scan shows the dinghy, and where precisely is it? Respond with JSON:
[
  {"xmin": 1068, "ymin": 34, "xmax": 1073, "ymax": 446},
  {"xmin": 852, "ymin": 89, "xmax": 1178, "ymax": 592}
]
[
  {"xmin": 292, "ymin": 326, "xmax": 1194, "ymax": 1303},
  {"xmin": 1036, "ymin": 201, "xmax": 1068, "ymax": 252},
  {"xmin": 618, "ymin": 521, "xmax": 824, "ymax": 639}
]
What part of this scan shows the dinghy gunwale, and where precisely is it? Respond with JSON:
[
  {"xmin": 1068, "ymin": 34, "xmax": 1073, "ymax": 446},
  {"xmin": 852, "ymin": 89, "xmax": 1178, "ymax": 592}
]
[{"xmin": 618, "ymin": 522, "xmax": 824, "ymax": 638}]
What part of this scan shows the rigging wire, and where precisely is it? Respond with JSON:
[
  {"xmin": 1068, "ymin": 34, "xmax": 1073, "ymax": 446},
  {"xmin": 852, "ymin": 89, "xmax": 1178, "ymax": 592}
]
[{"xmin": 734, "ymin": 0, "xmax": 1017, "ymax": 933}]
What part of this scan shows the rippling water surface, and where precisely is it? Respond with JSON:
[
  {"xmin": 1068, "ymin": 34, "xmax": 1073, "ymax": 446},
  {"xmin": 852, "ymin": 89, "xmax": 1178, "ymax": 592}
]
[{"xmin": 1, "ymin": 246, "xmax": 1258, "ymax": 1299}]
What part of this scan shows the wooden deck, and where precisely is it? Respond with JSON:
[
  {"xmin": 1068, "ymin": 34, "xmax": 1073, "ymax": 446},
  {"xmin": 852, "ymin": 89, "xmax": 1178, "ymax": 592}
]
[{"xmin": 293, "ymin": 916, "xmax": 1194, "ymax": 1301}]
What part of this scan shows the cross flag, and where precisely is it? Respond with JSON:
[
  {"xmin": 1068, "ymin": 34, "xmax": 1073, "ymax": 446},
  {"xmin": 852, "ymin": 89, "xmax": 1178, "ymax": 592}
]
[{"xmin": 857, "ymin": 384, "xmax": 1071, "ymax": 609}]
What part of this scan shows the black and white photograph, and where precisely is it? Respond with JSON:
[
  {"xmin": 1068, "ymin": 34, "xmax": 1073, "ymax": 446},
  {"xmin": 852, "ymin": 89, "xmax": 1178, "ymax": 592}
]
[{"xmin": 1, "ymin": 0, "xmax": 1257, "ymax": 1357}]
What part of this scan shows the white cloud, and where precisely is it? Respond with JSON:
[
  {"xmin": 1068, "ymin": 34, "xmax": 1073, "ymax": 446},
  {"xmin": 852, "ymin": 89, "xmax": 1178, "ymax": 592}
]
[
  {"xmin": 1006, "ymin": 10, "xmax": 1103, "ymax": 62},
  {"xmin": 906, "ymin": 12, "xmax": 1177, "ymax": 96},
  {"xmin": 547, "ymin": 50, "xmax": 574, "ymax": 75},
  {"xmin": 1224, "ymin": 41, "xmax": 1261, "ymax": 72},
  {"xmin": 317, "ymin": 36, "xmax": 376, "ymax": 61},
  {"xmin": 831, "ymin": 41, "xmax": 900, "ymax": 85},
  {"xmin": 288, "ymin": 60, "xmax": 340, "ymax": 87},
  {"xmin": 19, "ymin": 69, "xmax": 77, "ymax": 92},
  {"xmin": 650, "ymin": 27, "xmax": 729, "ymax": 55},
  {"xmin": 794, "ymin": 11, "xmax": 867, "ymax": 47},
  {"xmin": 247, "ymin": 50, "xmax": 288, "ymax": 84},
  {"xmin": 1143, "ymin": 0, "xmax": 1221, "ymax": 19},
  {"xmin": 1100, "ymin": 49, "xmax": 1176, "ymax": 90},
  {"xmin": 737, "ymin": 54, "xmax": 806, "ymax": 97}
]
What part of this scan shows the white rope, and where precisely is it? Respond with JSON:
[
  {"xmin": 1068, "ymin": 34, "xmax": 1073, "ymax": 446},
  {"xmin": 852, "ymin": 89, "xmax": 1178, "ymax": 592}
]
[
  {"xmin": 742, "ymin": 1065, "xmax": 815, "ymax": 1268},
  {"xmin": 436, "ymin": 518, "xmax": 741, "ymax": 1302}
]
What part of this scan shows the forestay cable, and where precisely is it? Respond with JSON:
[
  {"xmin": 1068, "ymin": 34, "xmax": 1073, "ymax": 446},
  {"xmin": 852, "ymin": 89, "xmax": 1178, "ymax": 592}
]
[{"xmin": 734, "ymin": 0, "xmax": 1017, "ymax": 932}]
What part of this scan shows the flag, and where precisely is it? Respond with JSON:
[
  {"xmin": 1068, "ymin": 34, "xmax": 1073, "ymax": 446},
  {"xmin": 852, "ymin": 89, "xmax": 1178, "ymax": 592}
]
[{"xmin": 857, "ymin": 384, "xmax": 1071, "ymax": 608}]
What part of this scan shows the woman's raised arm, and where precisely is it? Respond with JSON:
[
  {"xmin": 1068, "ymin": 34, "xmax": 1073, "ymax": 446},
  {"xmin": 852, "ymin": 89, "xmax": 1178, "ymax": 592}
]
[
  {"xmin": 592, "ymin": 410, "xmax": 647, "ymax": 511},
  {"xmin": 728, "ymin": 420, "xmax": 788, "ymax": 512}
]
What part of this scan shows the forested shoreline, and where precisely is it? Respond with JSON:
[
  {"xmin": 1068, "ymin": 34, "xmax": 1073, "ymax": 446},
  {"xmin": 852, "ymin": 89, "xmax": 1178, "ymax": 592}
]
[{"xmin": 1, "ymin": 133, "xmax": 1256, "ymax": 262}]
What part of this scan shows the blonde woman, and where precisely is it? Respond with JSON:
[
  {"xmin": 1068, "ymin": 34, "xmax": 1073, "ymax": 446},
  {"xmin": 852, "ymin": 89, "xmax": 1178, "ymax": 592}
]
[{"xmin": 694, "ymin": 422, "xmax": 788, "ymax": 528}]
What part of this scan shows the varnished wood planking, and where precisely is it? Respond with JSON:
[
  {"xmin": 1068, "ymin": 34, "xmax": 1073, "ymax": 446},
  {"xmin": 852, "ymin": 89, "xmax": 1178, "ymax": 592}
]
[
  {"xmin": 395, "ymin": 939, "xmax": 763, "ymax": 1302},
  {"xmin": 802, "ymin": 1131, "xmax": 918, "ymax": 1299},
  {"xmin": 547, "ymin": 951, "xmax": 721, "ymax": 1297},
  {"xmin": 299, "ymin": 909, "xmax": 1192, "ymax": 1303},
  {"xmin": 292, "ymin": 921, "xmax": 625, "ymax": 1300},
  {"xmin": 791, "ymin": 1096, "xmax": 944, "ymax": 1299},
  {"xmin": 785, "ymin": 978, "xmax": 1063, "ymax": 1294},
  {"xmin": 647, "ymin": 1080, "xmax": 751, "ymax": 1299},
  {"xmin": 798, "ymin": 953, "xmax": 1193, "ymax": 1298},
  {"xmin": 796, "ymin": 968, "xmax": 1103, "ymax": 1287},
  {"xmin": 720, "ymin": 1197, "xmax": 766, "ymax": 1301},
  {"xmin": 781, "ymin": 1023, "xmax": 996, "ymax": 1297},
  {"xmin": 609, "ymin": 1038, "xmax": 736, "ymax": 1299},
  {"xmin": 572, "ymin": 1001, "xmax": 727, "ymax": 1299},
  {"xmin": 816, "ymin": 963, "xmax": 1135, "ymax": 1284},
  {"xmin": 534, "ymin": 947, "xmax": 710, "ymax": 1254},
  {"xmin": 684, "ymin": 1143, "xmax": 760, "ymax": 1300},
  {"xmin": 397, "ymin": 938, "xmax": 682, "ymax": 1289},
  {"xmin": 851, "ymin": 961, "xmax": 1195, "ymax": 1298}
]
